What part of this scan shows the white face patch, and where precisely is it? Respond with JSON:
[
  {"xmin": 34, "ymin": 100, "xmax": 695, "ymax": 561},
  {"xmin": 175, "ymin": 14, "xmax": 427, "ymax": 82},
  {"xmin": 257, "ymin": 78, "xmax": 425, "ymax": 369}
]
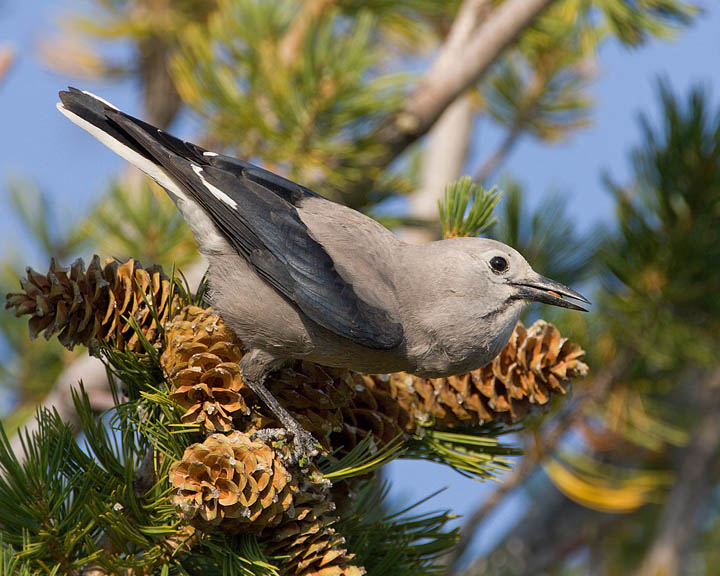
[
  {"xmin": 203, "ymin": 151, "xmax": 218, "ymax": 157},
  {"xmin": 191, "ymin": 164, "xmax": 238, "ymax": 209},
  {"xmin": 81, "ymin": 90, "xmax": 119, "ymax": 110}
]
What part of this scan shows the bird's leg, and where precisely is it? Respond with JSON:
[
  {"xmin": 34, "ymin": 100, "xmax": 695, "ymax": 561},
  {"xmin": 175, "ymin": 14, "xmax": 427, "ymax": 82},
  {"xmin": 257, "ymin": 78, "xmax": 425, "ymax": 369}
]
[
  {"xmin": 250, "ymin": 428, "xmax": 288, "ymax": 443},
  {"xmin": 239, "ymin": 349, "xmax": 319, "ymax": 466}
]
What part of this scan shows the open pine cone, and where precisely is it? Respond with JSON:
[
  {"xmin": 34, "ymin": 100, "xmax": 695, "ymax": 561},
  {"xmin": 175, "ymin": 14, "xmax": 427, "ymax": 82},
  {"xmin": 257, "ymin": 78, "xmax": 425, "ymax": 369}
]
[
  {"xmin": 163, "ymin": 306, "xmax": 251, "ymax": 432},
  {"xmin": 161, "ymin": 304, "xmax": 588, "ymax": 451},
  {"xmin": 362, "ymin": 320, "xmax": 588, "ymax": 429},
  {"xmin": 162, "ymin": 306, "xmax": 356, "ymax": 443},
  {"xmin": 262, "ymin": 495, "xmax": 364, "ymax": 576},
  {"xmin": 169, "ymin": 431, "xmax": 299, "ymax": 533},
  {"xmin": 5, "ymin": 256, "xmax": 178, "ymax": 351}
]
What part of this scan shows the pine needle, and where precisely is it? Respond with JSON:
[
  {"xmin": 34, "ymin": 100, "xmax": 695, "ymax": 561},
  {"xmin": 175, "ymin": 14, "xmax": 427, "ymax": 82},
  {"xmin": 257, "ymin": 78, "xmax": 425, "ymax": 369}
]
[{"xmin": 438, "ymin": 176, "xmax": 502, "ymax": 239}]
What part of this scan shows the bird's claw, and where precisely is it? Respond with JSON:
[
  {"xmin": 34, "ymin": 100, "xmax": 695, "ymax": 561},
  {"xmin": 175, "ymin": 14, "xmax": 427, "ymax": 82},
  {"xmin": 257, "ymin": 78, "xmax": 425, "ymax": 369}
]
[
  {"xmin": 289, "ymin": 427, "xmax": 320, "ymax": 469},
  {"xmin": 250, "ymin": 428, "xmax": 288, "ymax": 443},
  {"xmin": 251, "ymin": 426, "xmax": 319, "ymax": 469}
]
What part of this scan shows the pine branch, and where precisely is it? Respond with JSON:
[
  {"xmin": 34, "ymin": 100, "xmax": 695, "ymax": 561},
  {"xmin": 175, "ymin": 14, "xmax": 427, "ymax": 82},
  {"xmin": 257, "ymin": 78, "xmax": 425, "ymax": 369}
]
[
  {"xmin": 340, "ymin": 480, "xmax": 460, "ymax": 575},
  {"xmin": 278, "ymin": 0, "xmax": 337, "ymax": 66},
  {"xmin": 438, "ymin": 177, "xmax": 501, "ymax": 238},
  {"xmin": 445, "ymin": 359, "xmax": 626, "ymax": 574},
  {"xmin": 375, "ymin": 0, "xmax": 555, "ymax": 161},
  {"xmin": 633, "ymin": 365, "xmax": 720, "ymax": 576},
  {"xmin": 4, "ymin": 257, "xmax": 589, "ymax": 573}
]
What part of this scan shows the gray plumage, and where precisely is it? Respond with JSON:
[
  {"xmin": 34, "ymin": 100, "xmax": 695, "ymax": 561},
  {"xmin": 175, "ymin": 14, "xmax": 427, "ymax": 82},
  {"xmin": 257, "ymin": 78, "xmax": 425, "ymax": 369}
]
[{"xmin": 57, "ymin": 88, "xmax": 589, "ymax": 460}]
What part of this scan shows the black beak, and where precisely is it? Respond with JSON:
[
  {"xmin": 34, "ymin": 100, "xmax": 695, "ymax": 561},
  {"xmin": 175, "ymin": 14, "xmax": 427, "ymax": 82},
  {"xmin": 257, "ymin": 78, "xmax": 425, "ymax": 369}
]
[{"xmin": 512, "ymin": 275, "xmax": 591, "ymax": 312}]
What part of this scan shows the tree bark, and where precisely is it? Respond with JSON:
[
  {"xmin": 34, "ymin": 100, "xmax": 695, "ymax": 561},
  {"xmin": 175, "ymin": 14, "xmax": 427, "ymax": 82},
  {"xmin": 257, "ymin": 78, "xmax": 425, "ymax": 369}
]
[
  {"xmin": 405, "ymin": 93, "xmax": 473, "ymax": 243},
  {"xmin": 375, "ymin": 0, "xmax": 555, "ymax": 162}
]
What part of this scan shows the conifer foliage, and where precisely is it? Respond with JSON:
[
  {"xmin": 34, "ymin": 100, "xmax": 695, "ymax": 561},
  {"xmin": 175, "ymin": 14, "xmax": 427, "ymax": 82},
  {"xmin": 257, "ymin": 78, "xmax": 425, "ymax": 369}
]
[{"xmin": 1, "ymin": 0, "xmax": 702, "ymax": 574}]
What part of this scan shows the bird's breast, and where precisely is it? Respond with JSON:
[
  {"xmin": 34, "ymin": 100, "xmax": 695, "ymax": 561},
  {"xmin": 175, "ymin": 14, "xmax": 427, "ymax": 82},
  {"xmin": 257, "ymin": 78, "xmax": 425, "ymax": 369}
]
[{"xmin": 405, "ymin": 300, "xmax": 525, "ymax": 378}]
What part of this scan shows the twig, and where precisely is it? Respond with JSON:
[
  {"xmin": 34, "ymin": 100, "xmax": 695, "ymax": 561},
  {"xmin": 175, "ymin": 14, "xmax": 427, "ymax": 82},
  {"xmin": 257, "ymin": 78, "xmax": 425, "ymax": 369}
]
[
  {"xmin": 0, "ymin": 46, "xmax": 14, "ymax": 84},
  {"xmin": 633, "ymin": 365, "xmax": 720, "ymax": 576},
  {"xmin": 474, "ymin": 126, "xmax": 521, "ymax": 184},
  {"xmin": 446, "ymin": 358, "xmax": 626, "ymax": 575},
  {"xmin": 375, "ymin": 0, "xmax": 556, "ymax": 162}
]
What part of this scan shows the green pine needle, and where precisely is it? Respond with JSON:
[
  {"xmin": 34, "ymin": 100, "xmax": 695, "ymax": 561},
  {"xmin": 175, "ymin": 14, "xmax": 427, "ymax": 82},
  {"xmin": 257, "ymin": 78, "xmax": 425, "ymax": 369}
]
[
  {"xmin": 438, "ymin": 176, "xmax": 502, "ymax": 239},
  {"xmin": 406, "ymin": 426, "xmax": 519, "ymax": 482},
  {"xmin": 321, "ymin": 434, "xmax": 406, "ymax": 481},
  {"xmin": 340, "ymin": 480, "xmax": 459, "ymax": 576}
]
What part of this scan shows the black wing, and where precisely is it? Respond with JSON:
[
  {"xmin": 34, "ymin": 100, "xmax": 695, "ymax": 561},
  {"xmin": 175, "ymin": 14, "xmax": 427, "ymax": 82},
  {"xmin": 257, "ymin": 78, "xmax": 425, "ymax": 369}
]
[{"xmin": 58, "ymin": 88, "xmax": 403, "ymax": 350}]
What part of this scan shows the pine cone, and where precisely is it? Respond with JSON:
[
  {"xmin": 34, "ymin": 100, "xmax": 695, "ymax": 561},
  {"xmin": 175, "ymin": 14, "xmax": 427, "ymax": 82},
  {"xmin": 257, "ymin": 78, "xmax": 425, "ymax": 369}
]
[
  {"xmin": 163, "ymin": 306, "xmax": 251, "ymax": 432},
  {"xmin": 4, "ymin": 256, "xmax": 178, "ymax": 351},
  {"xmin": 329, "ymin": 374, "xmax": 410, "ymax": 454},
  {"xmin": 356, "ymin": 320, "xmax": 588, "ymax": 430},
  {"xmin": 263, "ymin": 363, "xmax": 356, "ymax": 447},
  {"xmin": 169, "ymin": 431, "xmax": 299, "ymax": 533},
  {"xmin": 262, "ymin": 495, "xmax": 364, "ymax": 576},
  {"xmin": 162, "ymin": 306, "xmax": 587, "ymax": 450},
  {"xmin": 163, "ymin": 306, "xmax": 356, "ymax": 441}
]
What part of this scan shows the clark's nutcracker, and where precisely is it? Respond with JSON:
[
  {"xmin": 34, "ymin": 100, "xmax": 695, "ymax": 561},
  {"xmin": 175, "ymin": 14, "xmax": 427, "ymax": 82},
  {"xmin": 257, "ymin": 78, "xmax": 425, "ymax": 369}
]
[{"xmin": 57, "ymin": 87, "xmax": 589, "ymax": 461}]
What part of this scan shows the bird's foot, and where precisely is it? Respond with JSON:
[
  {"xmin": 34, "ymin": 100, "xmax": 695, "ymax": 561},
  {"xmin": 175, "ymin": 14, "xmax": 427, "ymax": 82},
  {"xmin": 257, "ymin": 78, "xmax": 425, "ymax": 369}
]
[
  {"xmin": 288, "ymin": 425, "xmax": 320, "ymax": 469},
  {"xmin": 250, "ymin": 426, "xmax": 320, "ymax": 469},
  {"xmin": 250, "ymin": 428, "xmax": 288, "ymax": 443}
]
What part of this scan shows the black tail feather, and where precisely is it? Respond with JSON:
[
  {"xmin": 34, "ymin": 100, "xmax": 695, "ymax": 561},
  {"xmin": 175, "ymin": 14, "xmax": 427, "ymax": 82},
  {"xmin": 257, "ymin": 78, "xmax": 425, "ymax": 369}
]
[{"xmin": 58, "ymin": 88, "xmax": 155, "ymax": 163}]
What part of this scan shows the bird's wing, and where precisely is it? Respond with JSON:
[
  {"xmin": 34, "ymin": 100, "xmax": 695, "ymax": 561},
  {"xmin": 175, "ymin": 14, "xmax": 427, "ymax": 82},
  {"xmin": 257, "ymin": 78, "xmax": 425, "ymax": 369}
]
[{"xmin": 58, "ymin": 88, "xmax": 403, "ymax": 350}]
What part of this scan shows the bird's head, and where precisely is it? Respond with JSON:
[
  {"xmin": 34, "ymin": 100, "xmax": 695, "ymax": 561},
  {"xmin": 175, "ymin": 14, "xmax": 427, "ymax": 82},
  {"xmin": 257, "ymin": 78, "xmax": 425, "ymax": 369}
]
[{"xmin": 453, "ymin": 237, "xmax": 590, "ymax": 312}]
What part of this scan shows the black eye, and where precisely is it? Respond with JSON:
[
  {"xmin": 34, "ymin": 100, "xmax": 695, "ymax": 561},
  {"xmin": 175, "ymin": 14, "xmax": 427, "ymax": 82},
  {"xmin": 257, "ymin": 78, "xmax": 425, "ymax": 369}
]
[{"xmin": 489, "ymin": 256, "xmax": 508, "ymax": 273}]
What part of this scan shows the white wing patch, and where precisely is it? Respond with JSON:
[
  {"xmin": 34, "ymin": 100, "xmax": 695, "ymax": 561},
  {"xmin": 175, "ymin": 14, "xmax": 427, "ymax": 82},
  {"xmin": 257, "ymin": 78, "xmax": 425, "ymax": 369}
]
[
  {"xmin": 191, "ymin": 165, "xmax": 238, "ymax": 209},
  {"xmin": 203, "ymin": 151, "xmax": 218, "ymax": 157}
]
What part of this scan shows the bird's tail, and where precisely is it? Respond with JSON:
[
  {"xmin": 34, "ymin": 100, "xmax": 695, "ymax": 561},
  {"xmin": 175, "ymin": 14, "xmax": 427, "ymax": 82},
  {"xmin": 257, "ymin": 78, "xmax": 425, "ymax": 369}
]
[
  {"xmin": 57, "ymin": 87, "xmax": 178, "ymax": 189},
  {"xmin": 57, "ymin": 87, "xmax": 227, "ymax": 252}
]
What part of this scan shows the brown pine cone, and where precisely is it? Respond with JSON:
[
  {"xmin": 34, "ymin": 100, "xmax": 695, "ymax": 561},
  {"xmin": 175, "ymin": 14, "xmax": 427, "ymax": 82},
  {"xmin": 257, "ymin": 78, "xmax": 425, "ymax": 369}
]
[
  {"xmin": 329, "ymin": 374, "xmax": 410, "ymax": 454},
  {"xmin": 163, "ymin": 306, "xmax": 356, "ymax": 441},
  {"xmin": 261, "ymin": 363, "xmax": 356, "ymax": 447},
  {"xmin": 262, "ymin": 495, "xmax": 364, "ymax": 576},
  {"xmin": 163, "ymin": 306, "xmax": 251, "ymax": 432},
  {"xmin": 356, "ymin": 320, "xmax": 588, "ymax": 430},
  {"xmin": 5, "ymin": 256, "xmax": 178, "ymax": 351},
  {"xmin": 169, "ymin": 431, "xmax": 298, "ymax": 533}
]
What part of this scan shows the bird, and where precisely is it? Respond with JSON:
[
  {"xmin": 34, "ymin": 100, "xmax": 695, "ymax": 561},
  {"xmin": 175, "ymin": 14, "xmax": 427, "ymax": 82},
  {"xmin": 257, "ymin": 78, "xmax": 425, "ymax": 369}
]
[{"xmin": 57, "ymin": 87, "xmax": 590, "ymax": 463}]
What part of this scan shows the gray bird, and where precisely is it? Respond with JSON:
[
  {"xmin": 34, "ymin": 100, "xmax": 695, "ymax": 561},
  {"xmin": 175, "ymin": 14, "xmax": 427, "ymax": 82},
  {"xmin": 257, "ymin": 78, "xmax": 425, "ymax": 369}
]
[{"xmin": 57, "ymin": 88, "xmax": 589, "ymax": 461}]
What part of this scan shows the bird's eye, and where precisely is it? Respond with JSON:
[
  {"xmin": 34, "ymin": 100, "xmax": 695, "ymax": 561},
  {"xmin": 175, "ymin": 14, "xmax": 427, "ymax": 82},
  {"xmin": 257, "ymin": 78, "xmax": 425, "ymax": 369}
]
[{"xmin": 489, "ymin": 256, "xmax": 508, "ymax": 274}]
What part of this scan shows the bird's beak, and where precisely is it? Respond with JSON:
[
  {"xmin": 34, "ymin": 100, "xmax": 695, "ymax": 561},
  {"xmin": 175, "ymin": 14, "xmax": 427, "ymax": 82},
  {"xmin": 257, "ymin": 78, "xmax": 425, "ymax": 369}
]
[{"xmin": 512, "ymin": 275, "xmax": 591, "ymax": 312}]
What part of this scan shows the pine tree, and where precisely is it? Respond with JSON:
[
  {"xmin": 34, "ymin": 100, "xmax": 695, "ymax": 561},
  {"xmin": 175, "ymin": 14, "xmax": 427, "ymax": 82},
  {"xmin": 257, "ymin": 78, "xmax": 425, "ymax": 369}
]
[{"xmin": 0, "ymin": 0, "xmax": 706, "ymax": 574}]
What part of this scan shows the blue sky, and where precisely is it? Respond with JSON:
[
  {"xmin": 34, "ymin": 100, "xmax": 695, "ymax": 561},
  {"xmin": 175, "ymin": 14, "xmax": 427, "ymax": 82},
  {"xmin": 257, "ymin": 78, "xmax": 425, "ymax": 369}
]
[{"xmin": 2, "ymin": 0, "xmax": 719, "ymax": 565}]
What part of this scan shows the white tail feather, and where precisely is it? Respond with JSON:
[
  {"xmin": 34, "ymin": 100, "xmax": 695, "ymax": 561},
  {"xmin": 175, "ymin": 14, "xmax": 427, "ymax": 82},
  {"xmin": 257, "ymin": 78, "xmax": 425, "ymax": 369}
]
[{"xmin": 57, "ymin": 101, "xmax": 227, "ymax": 253}]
